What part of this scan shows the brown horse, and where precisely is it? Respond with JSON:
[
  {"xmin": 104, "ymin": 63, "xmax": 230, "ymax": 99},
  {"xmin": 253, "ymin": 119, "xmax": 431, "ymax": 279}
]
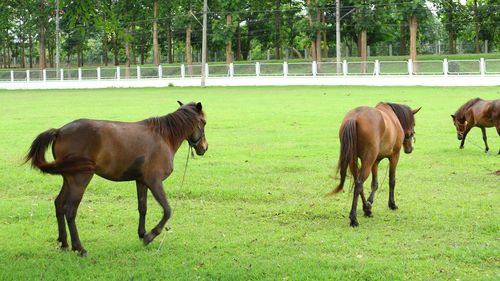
[
  {"xmin": 25, "ymin": 101, "xmax": 208, "ymax": 256},
  {"xmin": 451, "ymin": 98, "xmax": 500, "ymax": 154},
  {"xmin": 327, "ymin": 103, "xmax": 421, "ymax": 227}
]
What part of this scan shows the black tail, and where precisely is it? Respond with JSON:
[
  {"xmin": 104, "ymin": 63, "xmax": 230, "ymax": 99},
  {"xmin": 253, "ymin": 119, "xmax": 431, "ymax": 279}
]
[
  {"xmin": 25, "ymin": 129, "xmax": 95, "ymax": 175},
  {"xmin": 326, "ymin": 119, "xmax": 358, "ymax": 196}
]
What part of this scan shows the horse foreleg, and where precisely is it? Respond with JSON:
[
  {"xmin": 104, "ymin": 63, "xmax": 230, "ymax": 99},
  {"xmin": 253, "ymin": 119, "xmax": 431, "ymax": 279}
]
[
  {"xmin": 136, "ymin": 181, "xmax": 148, "ymax": 239},
  {"xmin": 64, "ymin": 173, "xmax": 92, "ymax": 257},
  {"xmin": 143, "ymin": 181, "xmax": 171, "ymax": 245},
  {"xmin": 388, "ymin": 155, "xmax": 400, "ymax": 210},
  {"xmin": 55, "ymin": 179, "xmax": 69, "ymax": 249},
  {"xmin": 480, "ymin": 127, "xmax": 489, "ymax": 153},
  {"xmin": 367, "ymin": 160, "xmax": 380, "ymax": 205}
]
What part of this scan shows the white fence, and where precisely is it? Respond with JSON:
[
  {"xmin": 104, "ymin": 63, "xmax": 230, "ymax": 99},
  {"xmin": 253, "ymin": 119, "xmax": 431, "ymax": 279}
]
[{"xmin": 0, "ymin": 58, "xmax": 499, "ymax": 89}]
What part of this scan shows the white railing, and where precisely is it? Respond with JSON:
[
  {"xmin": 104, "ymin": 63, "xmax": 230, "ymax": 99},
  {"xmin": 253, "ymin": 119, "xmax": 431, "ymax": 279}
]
[{"xmin": 0, "ymin": 59, "xmax": 498, "ymax": 86}]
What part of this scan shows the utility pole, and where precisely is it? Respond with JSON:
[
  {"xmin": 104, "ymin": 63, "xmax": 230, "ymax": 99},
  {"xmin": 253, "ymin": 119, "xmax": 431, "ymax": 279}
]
[
  {"xmin": 336, "ymin": 0, "xmax": 341, "ymax": 74},
  {"xmin": 200, "ymin": 0, "xmax": 208, "ymax": 87},
  {"xmin": 55, "ymin": 0, "xmax": 60, "ymax": 77}
]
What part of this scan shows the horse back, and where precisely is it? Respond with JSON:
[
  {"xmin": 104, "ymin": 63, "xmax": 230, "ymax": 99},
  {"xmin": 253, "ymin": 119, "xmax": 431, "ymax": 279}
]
[{"xmin": 54, "ymin": 119, "xmax": 172, "ymax": 182}]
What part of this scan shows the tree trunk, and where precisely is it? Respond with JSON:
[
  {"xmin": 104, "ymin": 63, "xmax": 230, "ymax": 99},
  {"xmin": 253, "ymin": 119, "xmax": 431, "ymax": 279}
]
[
  {"xmin": 166, "ymin": 18, "xmax": 173, "ymax": 64},
  {"xmin": 274, "ymin": 0, "xmax": 281, "ymax": 59},
  {"xmin": 186, "ymin": 2, "xmax": 193, "ymax": 74},
  {"xmin": 125, "ymin": 27, "xmax": 131, "ymax": 78},
  {"xmin": 226, "ymin": 14, "xmax": 232, "ymax": 64},
  {"xmin": 409, "ymin": 15, "xmax": 417, "ymax": 72},
  {"xmin": 152, "ymin": 0, "xmax": 160, "ymax": 66},
  {"xmin": 28, "ymin": 32, "xmax": 33, "ymax": 68},
  {"xmin": 447, "ymin": 1, "xmax": 456, "ymax": 54},
  {"xmin": 112, "ymin": 33, "xmax": 119, "ymax": 66},
  {"xmin": 360, "ymin": 30, "xmax": 367, "ymax": 73},
  {"xmin": 315, "ymin": 1, "xmax": 321, "ymax": 62},
  {"xmin": 20, "ymin": 23, "xmax": 26, "ymax": 68},
  {"xmin": 236, "ymin": 23, "xmax": 242, "ymax": 60},
  {"xmin": 322, "ymin": 12, "xmax": 328, "ymax": 58},
  {"xmin": 103, "ymin": 32, "xmax": 109, "ymax": 66},
  {"xmin": 399, "ymin": 20, "xmax": 407, "ymax": 56},
  {"xmin": 473, "ymin": 0, "xmax": 480, "ymax": 53},
  {"xmin": 140, "ymin": 24, "xmax": 146, "ymax": 65},
  {"xmin": 307, "ymin": 0, "xmax": 317, "ymax": 62},
  {"xmin": 38, "ymin": 0, "xmax": 46, "ymax": 70}
]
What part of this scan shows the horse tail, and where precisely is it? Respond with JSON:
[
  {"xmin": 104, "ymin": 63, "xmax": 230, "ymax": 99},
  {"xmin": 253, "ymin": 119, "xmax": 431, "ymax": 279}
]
[
  {"xmin": 326, "ymin": 119, "xmax": 358, "ymax": 196},
  {"xmin": 25, "ymin": 129, "xmax": 95, "ymax": 175}
]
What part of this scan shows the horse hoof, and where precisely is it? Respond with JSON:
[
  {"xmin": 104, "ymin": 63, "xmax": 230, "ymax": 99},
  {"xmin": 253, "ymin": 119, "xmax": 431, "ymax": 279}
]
[
  {"xmin": 459, "ymin": 146, "xmax": 464, "ymax": 149},
  {"xmin": 389, "ymin": 203, "xmax": 398, "ymax": 210},
  {"xmin": 364, "ymin": 211, "xmax": 373, "ymax": 217},
  {"xmin": 143, "ymin": 232, "xmax": 155, "ymax": 245},
  {"xmin": 79, "ymin": 249, "xmax": 88, "ymax": 257},
  {"xmin": 60, "ymin": 245, "xmax": 69, "ymax": 251},
  {"xmin": 350, "ymin": 220, "xmax": 359, "ymax": 227}
]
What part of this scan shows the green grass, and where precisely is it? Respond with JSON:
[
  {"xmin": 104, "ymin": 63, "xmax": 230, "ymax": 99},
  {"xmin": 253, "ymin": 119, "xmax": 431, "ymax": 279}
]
[{"xmin": 0, "ymin": 86, "xmax": 499, "ymax": 280}]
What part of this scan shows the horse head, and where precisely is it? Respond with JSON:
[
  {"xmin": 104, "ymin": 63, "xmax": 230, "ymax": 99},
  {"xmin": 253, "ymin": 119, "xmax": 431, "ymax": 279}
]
[
  {"xmin": 178, "ymin": 101, "xmax": 208, "ymax": 156},
  {"xmin": 450, "ymin": 115, "xmax": 467, "ymax": 140},
  {"xmin": 402, "ymin": 107, "xmax": 421, "ymax": 154}
]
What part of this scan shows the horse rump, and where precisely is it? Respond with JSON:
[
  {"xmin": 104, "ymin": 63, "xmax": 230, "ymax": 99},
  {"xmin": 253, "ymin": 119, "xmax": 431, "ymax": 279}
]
[{"xmin": 25, "ymin": 128, "xmax": 95, "ymax": 175}]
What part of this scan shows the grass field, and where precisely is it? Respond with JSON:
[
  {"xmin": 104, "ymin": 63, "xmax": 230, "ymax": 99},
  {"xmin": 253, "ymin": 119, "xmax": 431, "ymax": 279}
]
[{"xmin": 0, "ymin": 86, "xmax": 498, "ymax": 280}]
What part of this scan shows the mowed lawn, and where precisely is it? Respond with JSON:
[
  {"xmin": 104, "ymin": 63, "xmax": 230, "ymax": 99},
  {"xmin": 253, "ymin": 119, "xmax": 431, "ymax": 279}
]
[{"xmin": 0, "ymin": 86, "xmax": 498, "ymax": 280}]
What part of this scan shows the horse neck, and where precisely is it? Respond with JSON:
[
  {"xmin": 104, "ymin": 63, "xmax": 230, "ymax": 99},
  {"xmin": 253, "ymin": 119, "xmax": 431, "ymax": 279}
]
[{"xmin": 161, "ymin": 113, "xmax": 197, "ymax": 152}]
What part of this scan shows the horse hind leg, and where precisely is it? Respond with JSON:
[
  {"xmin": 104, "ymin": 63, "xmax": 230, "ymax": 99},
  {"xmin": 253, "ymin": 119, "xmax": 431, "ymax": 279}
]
[
  {"xmin": 350, "ymin": 157, "xmax": 375, "ymax": 227},
  {"xmin": 143, "ymin": 181, "xmax": 171, "ymax": 245},
  {"xmin": 64, "ymin": 173, "xmax": 93, "ymax": 256},
  {"xmin": 55, "ymin": 179, "xmax": 69, "ymax": 249}
]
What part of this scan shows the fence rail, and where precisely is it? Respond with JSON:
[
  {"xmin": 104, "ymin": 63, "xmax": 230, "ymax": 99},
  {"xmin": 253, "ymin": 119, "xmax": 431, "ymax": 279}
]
[{"xmin": 0, "ymin": 58, "xmax": 498, "ymax": 84}]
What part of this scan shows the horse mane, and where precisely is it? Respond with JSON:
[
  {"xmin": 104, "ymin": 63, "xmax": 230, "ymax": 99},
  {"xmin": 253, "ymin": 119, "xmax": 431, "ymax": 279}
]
[
  {"xmin": 144, "ymin": 102, "xmax": 202, "ymax": 143},
  {"xmin": 386, "ymin": 103, "xmax": 414, "ymax": 133},
  {"xmin": 454, "ymin": 98, "xmax": 482, "ymax": 122}
]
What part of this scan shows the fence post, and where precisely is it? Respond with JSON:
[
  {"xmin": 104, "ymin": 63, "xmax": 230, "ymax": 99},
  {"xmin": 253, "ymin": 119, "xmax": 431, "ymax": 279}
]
[
  {"xmin": 158, "ymin": 65, "xmax": 162, "ymax": 79},
  {"xmin": 181, "ymin": 64, "xmax": 185, "ymax": 78},
  {"xmin": 229, "ymin": 63, "xmax": 234, "ymax": 78},
  {"xmin": 256, "ymin": 62, "xmax": 260, "ymax": 77},
  {"xmin": 443, "ymin": 59, "xmax": 448, "ymax": 76},
  {"xmin": 342, "ymin": 60, "xmax": 348, "ymax": 77},
  {"xmin": 408, "ymin": 59, "xmax": 413, "ymax": 76},
  {"xmin": 26, "ymin": 70, "xmax": 30, "ymax": 82},
  {"xmin": 137, "ymin": 65, "xmax": 141, "ymax": 80},
  {"xmin": 283, "ymin": 61, "xmax": 288, "ymax": 77},
  {"xmin": 480, "ymin": 58, "xmax": 485, "ymax": 76},
  {"xmin": 97, "ymin": 67, "xmax": 101, "ymax": 80},
  {"xmin": 312, "ymin": 61, "xmax": 317, "ymax": 77},
  {"xmin": 60, "ymin": 69, "xmax": 64, "ymax": 81},
  {"xmin": 375, "ymin": 60, "xmax": 380, "ymax": 76},
  {"xmin": 116, "ymin": 66, "xmax": 120, "ymax": 80},
  {"xmin": 205, "ymin": 63, "xmax": 209, "ymax": 78},
  {"xmin": 78, "ymin": 67, "xmax": 82, "ymax": 80},
  {"xmin": 43, "ymin": 69, "xmax": 47, "ymax": 82},
  {"xmin": 389, "ymin": 44, "xmax": 392, "ymax": 56},
  {"xmin": 10, "ymin": 70, "xmax": 14, "ymax": 82}
]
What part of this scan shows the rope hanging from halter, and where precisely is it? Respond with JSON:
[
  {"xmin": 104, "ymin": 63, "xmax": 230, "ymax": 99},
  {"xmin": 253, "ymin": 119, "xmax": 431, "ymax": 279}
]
[{"xmin": 156, "ymin": 144, "xmax": 192, "ymax": 253}]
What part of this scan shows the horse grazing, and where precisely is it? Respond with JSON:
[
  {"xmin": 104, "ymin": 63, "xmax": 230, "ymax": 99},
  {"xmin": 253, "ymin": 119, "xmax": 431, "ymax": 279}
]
[
  {"xmin": 451, "ymin": 98, "xmax": 500, "ymax": 154},
  {"xmin": 327, "ymin": 103, "xmax": 421, "ymax": 227},
  {"xmin": 25, "ymin": 101, "xmax": 208, "ymax": 256}
]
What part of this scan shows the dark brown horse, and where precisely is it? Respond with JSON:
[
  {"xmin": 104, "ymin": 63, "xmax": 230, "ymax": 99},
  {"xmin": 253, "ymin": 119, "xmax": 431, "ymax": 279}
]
[
  {"xmin": 25, "ymin": 101, "xmax": 208, "ymax": 256},
  {"xmin": 451, "ymin": 98, "xmax": 500, "ymax": 154},
  {"xmin": 327, "ymin": 103, "xmax": 421, "ymax": 227}
]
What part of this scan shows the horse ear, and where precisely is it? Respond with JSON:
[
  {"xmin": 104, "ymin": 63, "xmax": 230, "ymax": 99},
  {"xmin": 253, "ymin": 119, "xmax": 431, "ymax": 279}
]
[
  {"xmin": 196, "ymin": 102, "xmax": 203, "ymax": 112},
  {"xmin": 412, "ymin": 107, "xmax": 421, "ymax": 115},
  {"xmin": 177, "ymin": 100, "xmax": 183, "ymax": 106},
  {"xmin": 451, "ymin": 114, "xmax": 455, "ymax": 120}
]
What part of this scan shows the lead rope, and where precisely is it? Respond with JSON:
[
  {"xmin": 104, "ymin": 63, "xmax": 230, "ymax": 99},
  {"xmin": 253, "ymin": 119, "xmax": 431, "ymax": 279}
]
[{"xmin": 157, "ymin": 145, "xmax": 192, "ymax": 253}]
